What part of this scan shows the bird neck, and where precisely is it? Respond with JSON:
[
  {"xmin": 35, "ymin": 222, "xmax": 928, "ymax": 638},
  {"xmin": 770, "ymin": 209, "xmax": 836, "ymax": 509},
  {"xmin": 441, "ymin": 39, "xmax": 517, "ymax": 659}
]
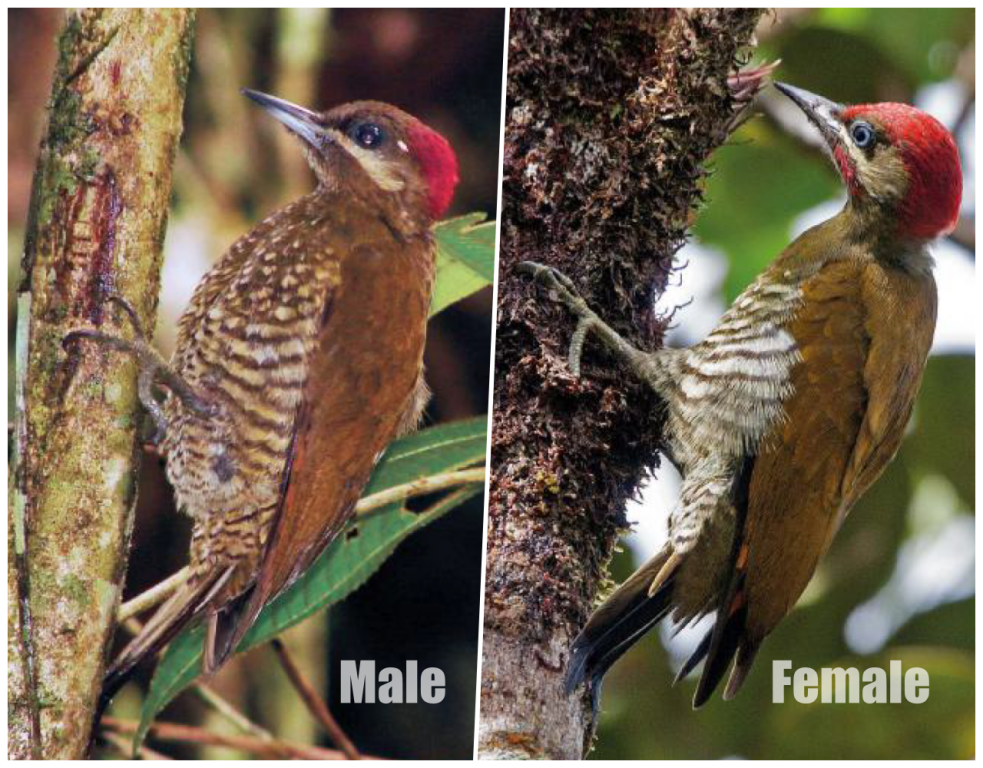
[{"xmin": 830, "ymin": 196, "xmax": 935, "ymax": 276}]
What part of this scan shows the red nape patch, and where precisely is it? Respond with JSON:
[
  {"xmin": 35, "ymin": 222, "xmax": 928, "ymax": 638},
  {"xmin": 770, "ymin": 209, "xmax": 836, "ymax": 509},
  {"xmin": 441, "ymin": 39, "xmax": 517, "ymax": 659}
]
[
  {"xmin": 844, "ymin": 103, "xmax": 962, "ymax": 239},
  {"xmin": 407, "ymin": 122, "xmax": 459, "ymax": 220}
]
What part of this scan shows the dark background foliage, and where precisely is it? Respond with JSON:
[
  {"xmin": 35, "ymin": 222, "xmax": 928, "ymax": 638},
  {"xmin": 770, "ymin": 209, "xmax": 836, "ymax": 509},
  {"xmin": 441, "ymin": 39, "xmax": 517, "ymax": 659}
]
[{"xmin": 8, "ymin": 8, "xmax": 503, "ymax": 759}]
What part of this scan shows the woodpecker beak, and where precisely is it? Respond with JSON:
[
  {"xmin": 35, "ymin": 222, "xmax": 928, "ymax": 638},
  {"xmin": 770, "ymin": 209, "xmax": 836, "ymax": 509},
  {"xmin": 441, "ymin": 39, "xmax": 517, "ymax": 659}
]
[
  {"xmin": 242, "ymin": 88, "xmax": 328, "ymax": 148},
  {"xmin": 774, "ymin": 82, "xmax": 845, "ymax": 148}
]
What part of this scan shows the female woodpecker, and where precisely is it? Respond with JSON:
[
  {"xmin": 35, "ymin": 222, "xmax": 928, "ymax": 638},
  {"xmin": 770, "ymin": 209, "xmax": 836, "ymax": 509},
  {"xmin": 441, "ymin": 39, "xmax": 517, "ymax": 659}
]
[{"xmin": 521, "ymin": 81, "xmax": 962, "ymax": 707}]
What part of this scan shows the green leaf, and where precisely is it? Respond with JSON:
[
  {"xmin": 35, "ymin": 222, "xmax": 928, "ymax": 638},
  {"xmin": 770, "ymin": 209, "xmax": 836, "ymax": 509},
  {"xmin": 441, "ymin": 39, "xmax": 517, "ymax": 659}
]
[
  {"xmin": 133, "ymin": 418, "xmax": 486, "ymax": 752},
  {"xmin": 364, "ymin": 414, "xmax": 487, "ymax": 495},
  {"xmin": 431, "ymin": 212, "xmax": 496, "ymax": 316}
]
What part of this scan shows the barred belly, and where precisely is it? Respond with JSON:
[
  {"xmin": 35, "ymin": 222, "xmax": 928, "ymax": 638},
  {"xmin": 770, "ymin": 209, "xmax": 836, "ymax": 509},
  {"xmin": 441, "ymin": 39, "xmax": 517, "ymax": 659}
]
[{"xmin": 655, "ymin": 274, "xmax": 804, "ymax": 552}]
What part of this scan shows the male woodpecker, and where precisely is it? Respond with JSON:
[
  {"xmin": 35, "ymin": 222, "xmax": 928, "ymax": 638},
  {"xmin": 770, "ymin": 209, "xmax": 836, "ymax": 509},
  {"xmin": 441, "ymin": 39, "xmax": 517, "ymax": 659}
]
[
  {"xmin": 521, "ymin": 82, "xmax": 962, "ymax": 707},
  {"xmin": 69, "ymin": 89, "xmax": 459, "ymax": 706}
]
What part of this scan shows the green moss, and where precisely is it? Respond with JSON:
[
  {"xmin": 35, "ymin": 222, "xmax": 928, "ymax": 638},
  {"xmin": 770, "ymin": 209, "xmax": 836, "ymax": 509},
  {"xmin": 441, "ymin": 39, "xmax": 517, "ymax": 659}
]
[
  {"xmin": 30, "ymin": 570, "xmax": 58, "ymax": 611},
  {"xmin": 54, "ymin": 13, "xmax": 84, "ymax": 84},
  {"xmin": 61, "ymin": 574, "xmax": 91, "ymax": 610},
  {"xmin": 36, "ymin": 689, "xmax": 62, "ymax": 711},
  {"xmin": 34, "ymin": 329, "xmax": 62, "ymax": 379},
  {"xmin": 47, "ymin": 302, "xmax": 68, "ymax": 324},
  {"xmin": 535, "ymin": 470, "xmax": 561, "ymax": 495},
  {"xmin": 47, "ymin": 87, "xmax": 90, "ymax": 149},
  {"xmin": 112, "ymin": 465, "xmax": 136, "ymax": 510},
  {"xmin": 76, "ymin": 147, "xmax": 100, "ymax": 181},
  {"xmin": 83, "ymin": 378, "xmax": 102, "ymax": 400},
  {"xmin": 36, "ymin": 156, "xmax": 80, "ymax": 232},
  {"xmin": 172, "ymin": 14, "xmax": 196, "ymax": 93},
  {"xmin": 103, "ymin": 381, "xmax": 122, "ymax": 405}
]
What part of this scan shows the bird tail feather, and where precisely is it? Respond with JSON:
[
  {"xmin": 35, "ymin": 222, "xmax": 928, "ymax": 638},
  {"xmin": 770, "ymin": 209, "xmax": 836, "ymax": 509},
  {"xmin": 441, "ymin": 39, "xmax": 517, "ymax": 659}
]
[
  {"xmin": 100, "ymin": 566, "xmax": 231, "ymax": 709},
  {"xmin": 565, "ymin": 546, "xmax": 681, "ymax": 708}
]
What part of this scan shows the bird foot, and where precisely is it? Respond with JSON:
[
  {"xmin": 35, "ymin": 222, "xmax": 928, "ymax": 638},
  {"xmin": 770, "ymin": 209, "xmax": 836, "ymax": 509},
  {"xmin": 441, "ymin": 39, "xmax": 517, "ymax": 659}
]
[
  {"xmin": 518, "ymin": 261, "xmax": 645, "ymax": 379},
  {"xmin": 63, "ymin": 295, "xmax": 216, "ymax": 445},
  {"xmin": 516, "ymin": 261, "xmax": 604, "ymax": 376}
]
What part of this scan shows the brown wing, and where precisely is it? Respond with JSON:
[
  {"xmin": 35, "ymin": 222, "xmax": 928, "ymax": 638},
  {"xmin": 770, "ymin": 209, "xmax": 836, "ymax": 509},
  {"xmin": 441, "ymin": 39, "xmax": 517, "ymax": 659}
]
[
  {"xmin": 216, "ymin": 225, "xmax": 433, "ymax": 659},
  {"xmin": 841, "ymin": 264, "xmax": 937, "ymax": 508},
  {"xmin": 743, "ymin": 256, "xmax": 936, "ymax": 641}
]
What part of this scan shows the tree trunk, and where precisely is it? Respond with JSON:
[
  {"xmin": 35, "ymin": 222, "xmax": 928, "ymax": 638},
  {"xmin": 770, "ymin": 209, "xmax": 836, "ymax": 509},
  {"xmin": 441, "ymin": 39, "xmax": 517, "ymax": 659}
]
[
  {"xmin": 479, "ymin": 9, "xmax": 763, "ymax": 759},
  {"xmin": 8, "ymin": 9, "xmax": 195, "ymax": 759}
]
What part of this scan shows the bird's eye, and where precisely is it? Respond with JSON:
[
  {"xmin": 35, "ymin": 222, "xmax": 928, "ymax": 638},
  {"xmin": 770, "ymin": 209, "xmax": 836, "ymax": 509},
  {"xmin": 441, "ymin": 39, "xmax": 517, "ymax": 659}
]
[
  {"xmin": 850, "ymin": 122, "xmax": 875, "ymax": 149},
  {"xmin": 353, "ymin": 122, "xmax": 385, "ymax": 150}
]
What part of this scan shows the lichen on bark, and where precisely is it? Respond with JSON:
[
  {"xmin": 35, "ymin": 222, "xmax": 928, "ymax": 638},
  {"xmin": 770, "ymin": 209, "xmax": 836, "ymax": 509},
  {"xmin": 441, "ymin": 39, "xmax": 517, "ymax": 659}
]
[
  {"xmin": 480, "ymin": 8, "xmax": 763, "ymax": 759},
  {"xmin": 8, "ymin": 9, "xmax": 195, "ymax": 759}
]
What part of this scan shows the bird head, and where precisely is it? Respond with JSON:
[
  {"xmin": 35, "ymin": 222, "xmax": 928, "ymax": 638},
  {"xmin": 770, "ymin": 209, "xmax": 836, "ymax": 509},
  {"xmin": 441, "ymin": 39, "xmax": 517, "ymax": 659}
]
[
  {"xmin": 243, "ymin": 89, "xmax": 459, "ymax": 222},
  {"xmin": 775, "ymin": 82, "xmax": 961, "ymax": 241}
]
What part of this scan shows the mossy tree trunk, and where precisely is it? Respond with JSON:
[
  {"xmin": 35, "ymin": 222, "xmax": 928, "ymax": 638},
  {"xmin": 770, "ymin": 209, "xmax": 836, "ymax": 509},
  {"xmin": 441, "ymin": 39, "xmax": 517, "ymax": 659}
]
[
  {"xmin": 479, "ymin": 9, "xmax": 763, "ymax": 759},
  {"xmin": 8, "ymin": 9, "xmax": 195, "ymax": 759}
]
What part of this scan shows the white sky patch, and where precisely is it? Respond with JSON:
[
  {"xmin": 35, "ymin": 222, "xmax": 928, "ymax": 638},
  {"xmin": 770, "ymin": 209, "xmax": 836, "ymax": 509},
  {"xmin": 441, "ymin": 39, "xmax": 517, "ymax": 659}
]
[
  {"xmin": 655, "ymin": 242, "xmax": 728, "ymax": 347},
  {"xmin": 624, "ymin": 463, "xmax": 677, "ymax": 560},
  {"xmin": 918, "ymin": 81, "xmax": 975, "ymax": 202},
  {"xmin": 932, "ymin": 239, "xmax": 976, "ymax": 352},
  {"xmin": 159, "ymin": 215, "xmax": 213, "ymax": 355}
]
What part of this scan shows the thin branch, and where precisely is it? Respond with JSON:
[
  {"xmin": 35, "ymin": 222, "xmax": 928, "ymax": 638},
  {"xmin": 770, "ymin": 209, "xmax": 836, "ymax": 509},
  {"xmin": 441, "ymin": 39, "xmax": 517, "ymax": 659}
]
[
  {"xmin": 101, "ymin": 729, "xmax": 173, "ymax": 761},
  {"xmin": 110, "ymin": 616, "xmax": 275, "ymax": 743},
  {"xmin": 12, "ymin": 296, "xmax": 41, "ymax": 759},
  {"xmin": 118, "ymin": 567, "xmax": 191, "ymax": 623},
  {"xmin": 271, "ymin": 639, "xmax": 361, "ymax": 760},
  {"xmin": 118, "ymin": 467, "xmax": 486, "ymax": 619},
  {"xmin": 194, "ymin": 682, "xmax": 278, "ymax": 743},
  {"xmin": 355, "ymin": 466, "xmax": 486, "ymax": 514},
  {"xmin": 100, "ymin": 716, "xmax": 381, "ymax": 760}
]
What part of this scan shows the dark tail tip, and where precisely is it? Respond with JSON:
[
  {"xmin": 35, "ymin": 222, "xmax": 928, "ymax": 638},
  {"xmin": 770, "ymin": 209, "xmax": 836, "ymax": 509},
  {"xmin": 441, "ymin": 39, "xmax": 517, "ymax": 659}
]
[
  {"xmin": 563, "ymin": 573, "xmax": 677, "ymax": 715},
  {"xmin": 673, "ymin": 624, "xmax": 713, "ymax": 689},
  {"xmin": 100, "ymin": 653, "xmax": 139, "ymax": 714},
  {"xmin": 691, "ymin": 601, "xmax": 748, "ymax": 709},
  {"xmin": 564, "ymin": 639, "xmax": 606, "ymax": 716},
  {"xmin": 90, "ymin": 657, "xmax": 137, "ymax": 757},
  {"xmin": 564, "ymin": 639, "xmax": 591, "ymax": 695}
]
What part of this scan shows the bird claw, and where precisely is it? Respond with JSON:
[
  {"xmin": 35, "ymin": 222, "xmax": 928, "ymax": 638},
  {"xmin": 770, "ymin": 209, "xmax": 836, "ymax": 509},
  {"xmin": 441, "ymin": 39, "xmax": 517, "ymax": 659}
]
[
  {"xmin": 517, "ymin": 261, "xmax": 584, "ymax": 310},
  {"xmin": 518, "ymin": 261, "xmax": 651, "ymax": 385},
  {"xmin": 63, "ymin": 295, "xmax": 216, "ymax": 445},
  {"xmin": 518, "ymin": 261, "xmax": 600, "ymax": 377},
  {"xmin": 105, "ymin": 293, "xmax": 148, "ymax": 339}
]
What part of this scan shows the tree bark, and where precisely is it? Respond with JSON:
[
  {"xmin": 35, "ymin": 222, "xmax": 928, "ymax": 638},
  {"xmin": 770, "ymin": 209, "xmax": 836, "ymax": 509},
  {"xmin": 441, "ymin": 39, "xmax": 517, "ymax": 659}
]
[
  {"xmin": 479, "ymin": 9, "xmax": 763, "ymax": 759},
  {"xmin": 8, "ymin": 9, "xmax": 195, "ymax": 759}
]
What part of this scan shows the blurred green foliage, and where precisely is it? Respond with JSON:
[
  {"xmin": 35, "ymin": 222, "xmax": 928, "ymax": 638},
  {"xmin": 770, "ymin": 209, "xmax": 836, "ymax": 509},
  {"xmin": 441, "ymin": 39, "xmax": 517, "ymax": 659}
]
[{"xmin": 592, "ymin": 8, "xmax": 974, "ymax": 760}]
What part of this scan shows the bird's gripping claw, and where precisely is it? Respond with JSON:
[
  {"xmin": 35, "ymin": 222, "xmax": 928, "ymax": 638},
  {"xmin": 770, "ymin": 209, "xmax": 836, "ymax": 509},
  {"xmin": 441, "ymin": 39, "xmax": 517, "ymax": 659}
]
[
  {"xmin": 517, "ymin": 261, "xmax": 652, "ymax": 383},
  {"xmin": 63, "ymin": 296, "xmax": 216, "ymax": 446}
]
